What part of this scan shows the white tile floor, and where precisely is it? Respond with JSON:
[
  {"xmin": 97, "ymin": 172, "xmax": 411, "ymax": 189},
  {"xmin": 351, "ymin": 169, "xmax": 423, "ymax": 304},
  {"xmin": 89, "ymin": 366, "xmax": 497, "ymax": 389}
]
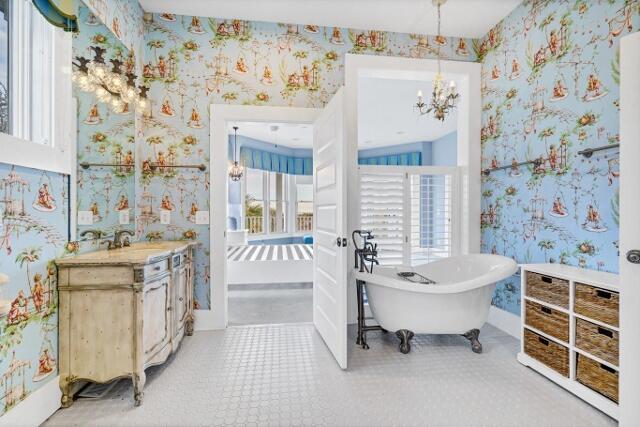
[
  {"xmin": 228, "ymin": 283, "xmax": 312, "ymax": 326},
  {"xmin": 45, "ymin": 323, "xmax": 615, "ymax": 427}
]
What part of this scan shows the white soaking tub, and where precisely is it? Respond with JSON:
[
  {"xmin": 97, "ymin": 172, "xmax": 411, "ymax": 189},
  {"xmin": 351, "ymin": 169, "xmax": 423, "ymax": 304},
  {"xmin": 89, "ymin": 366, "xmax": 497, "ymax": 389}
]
[{"xmin": 354, "ymin": 254, "xmax": 518, "ymax": 354}]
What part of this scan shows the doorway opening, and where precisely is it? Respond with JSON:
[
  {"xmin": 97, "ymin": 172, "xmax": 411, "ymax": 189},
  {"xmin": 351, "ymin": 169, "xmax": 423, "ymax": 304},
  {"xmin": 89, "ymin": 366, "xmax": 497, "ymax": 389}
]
[
  {"xmin": 226, "ymin": 121, "xmax": 314, "ymax": 326},
  {"xmin": 357, "ymin": 74, "xmax": 460, "ymax": 267}
]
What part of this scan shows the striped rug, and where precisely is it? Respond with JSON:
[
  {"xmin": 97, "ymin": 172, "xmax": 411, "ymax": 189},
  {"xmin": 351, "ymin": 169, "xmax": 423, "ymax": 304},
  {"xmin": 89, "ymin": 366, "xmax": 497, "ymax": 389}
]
[{"xmin": 227, "ymin": 244, "xmax": 313, "ymax": 262}]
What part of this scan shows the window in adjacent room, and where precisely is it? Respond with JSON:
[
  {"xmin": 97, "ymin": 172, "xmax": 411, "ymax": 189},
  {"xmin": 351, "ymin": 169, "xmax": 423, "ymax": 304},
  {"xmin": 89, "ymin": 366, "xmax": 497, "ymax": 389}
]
[
  {"xmin": 244, "ymin": 168, "xmax": 265, "ymax": 234},
  {"xmin": 269, "ymin": 171, "xmax": 287, "ymax": 234},
  {"xmin": 295, "ymin": 176, "xmax": 313, "ymax": 232}
]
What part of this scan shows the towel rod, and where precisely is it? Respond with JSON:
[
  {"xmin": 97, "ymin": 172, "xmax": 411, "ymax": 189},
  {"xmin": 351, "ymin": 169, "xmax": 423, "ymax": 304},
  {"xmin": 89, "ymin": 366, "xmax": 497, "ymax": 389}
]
[
  {"xmin": 577, "ymin": 143, "xmax": 620, "ymax": 158},
  {"xmin": 148, "ymin": 163, "xmax": 207, "ymax": 172},
  {"xmin": 79, "ymin": 162, "xmax": 133, "ymax": 170},
  {"xmin": 482, "ymin": 158, "xmax": 543, "ymax": 176}
]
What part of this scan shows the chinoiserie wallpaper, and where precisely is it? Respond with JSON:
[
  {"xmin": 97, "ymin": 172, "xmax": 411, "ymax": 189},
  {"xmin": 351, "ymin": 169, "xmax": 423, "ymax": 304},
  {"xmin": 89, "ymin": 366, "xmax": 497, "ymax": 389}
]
[
  {"xmin": 480, "ymin": 0, "xmax": 639, "ymax": 315},
  {"xmin": 74, "ymin": 5, "xmax": 137, "ymax": 238},
  {"xmin": 0, "ymin": 164, "xmax": 69, "ymax": 415},
  {"xmin": 82, "ymin": 0, "xmax": 145, "ymax": 55},
  {"xmin": 139, "ymin": 14, "xmax": 476, "ymax": 309}
]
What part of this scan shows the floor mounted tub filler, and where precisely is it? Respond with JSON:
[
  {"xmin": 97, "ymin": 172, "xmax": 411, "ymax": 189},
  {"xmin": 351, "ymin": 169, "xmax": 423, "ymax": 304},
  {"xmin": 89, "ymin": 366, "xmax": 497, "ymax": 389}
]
[{"xmin": 354, "ymin": 254, "xmax": 518, "ymax": 354}]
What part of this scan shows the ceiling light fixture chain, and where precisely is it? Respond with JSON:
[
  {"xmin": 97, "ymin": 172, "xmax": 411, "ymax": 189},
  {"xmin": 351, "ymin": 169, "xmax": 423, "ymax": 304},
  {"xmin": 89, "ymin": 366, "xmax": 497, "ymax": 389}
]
[{"xmin": 414, "ymin": 0, "xmax": 460, "ymax": 122}]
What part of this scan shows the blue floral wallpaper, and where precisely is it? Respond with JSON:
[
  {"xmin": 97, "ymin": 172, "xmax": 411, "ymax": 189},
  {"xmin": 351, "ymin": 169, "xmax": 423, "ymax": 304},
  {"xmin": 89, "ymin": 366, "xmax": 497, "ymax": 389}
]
[
  {"xmin": 481, "ymin": 0, "xmax": 639, "ymax": 315},
  {"xmin": 70, "ymin": 0, "xmax": 638, "ymax": 316},
  {"xmin": 0, "ymin": 164, "xmax": 69, "ymax": 415},
  {"xmin": 140, "ymin": 14, "xmax": 475, "ymax": 309},
  {"xmin": 74, "ymin": 5, "xmax": 136, "ymax": 238},
  {"xmin": 82, "ymin": 0, "xmax": 144, "ymax": 55}
]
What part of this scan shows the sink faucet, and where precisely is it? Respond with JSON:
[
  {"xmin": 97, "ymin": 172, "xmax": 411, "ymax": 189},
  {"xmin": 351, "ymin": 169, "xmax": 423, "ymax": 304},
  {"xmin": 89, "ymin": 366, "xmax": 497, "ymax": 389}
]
[
  {"xmin": 105, "ymin": 229, "xmax": 135, "ymax": 250},
  {"xmin": 79, "ymin": 229, "xmax": 103, "ymax": 240}
]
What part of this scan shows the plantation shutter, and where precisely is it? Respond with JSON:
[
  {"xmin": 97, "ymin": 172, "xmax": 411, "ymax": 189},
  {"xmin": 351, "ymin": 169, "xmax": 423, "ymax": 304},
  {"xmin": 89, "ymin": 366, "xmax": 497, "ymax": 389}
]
[
  {"xmin": 359, "ymin": 171, "xmax": 405, "ymax": 265},
  {"xmin": 359, "ymin": 166, "xmax": 459, "ymax": 267}
]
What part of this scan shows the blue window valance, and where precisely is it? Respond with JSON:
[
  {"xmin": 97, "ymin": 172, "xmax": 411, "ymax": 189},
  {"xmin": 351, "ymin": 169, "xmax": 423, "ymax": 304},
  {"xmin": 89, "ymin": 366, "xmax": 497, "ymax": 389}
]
[
  {"xmin": 32, "ymin": 0, "xmax": 78, "ymax": 32},
  {"xmin": 240, "ymin": 147, "xmax": 312, "ymax": 176},
  {"xmin": 358, "ymin": 152, "xmax": 422, "ymax": 166}
]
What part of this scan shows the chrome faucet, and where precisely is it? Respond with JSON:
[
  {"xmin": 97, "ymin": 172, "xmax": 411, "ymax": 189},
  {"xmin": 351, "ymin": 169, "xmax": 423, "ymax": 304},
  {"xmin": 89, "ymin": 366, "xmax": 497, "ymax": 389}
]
[{"xmin": 105, "ymin": 229, "xmax": 135, "ymax": 250}]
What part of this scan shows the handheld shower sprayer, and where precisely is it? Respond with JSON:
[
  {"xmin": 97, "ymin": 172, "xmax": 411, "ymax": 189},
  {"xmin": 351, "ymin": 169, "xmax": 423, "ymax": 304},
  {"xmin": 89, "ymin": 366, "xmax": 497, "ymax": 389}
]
[{"xmin": 352, "ymin": 229, "xmax": 379, "ymax": 273}]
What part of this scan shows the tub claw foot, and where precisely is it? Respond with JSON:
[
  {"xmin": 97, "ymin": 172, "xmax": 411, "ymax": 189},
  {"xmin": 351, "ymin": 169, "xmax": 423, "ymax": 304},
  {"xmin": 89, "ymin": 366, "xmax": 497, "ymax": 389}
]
[
  {"xmin": 356, "ymin": 334, "xmax": 370, "ymax": 350},
  {"xmin": 395, "ymin": 329, "xmax": 414, "ymax": 354},
  {"xmin": 462, "ymin": 328, "xmax": 482, "ymax": 354}
]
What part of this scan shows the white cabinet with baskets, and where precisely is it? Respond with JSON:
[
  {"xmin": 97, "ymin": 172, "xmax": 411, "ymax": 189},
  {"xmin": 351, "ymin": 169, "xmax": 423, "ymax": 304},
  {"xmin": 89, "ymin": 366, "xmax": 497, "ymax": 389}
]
[{"xmin": 518, "ymin": 264, "xmax": 619, "ymax": 420}]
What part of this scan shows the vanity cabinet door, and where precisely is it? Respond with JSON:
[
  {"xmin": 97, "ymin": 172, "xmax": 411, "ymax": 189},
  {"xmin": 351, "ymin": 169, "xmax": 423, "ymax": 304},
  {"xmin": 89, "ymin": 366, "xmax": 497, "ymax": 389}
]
[{"xmin": 143, "ymin": 276, "xmax": 171, "ymax": 360}]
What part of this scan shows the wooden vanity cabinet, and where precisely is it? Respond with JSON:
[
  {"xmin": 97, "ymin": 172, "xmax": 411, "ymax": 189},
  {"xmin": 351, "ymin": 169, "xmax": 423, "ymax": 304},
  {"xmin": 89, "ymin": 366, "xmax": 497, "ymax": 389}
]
[{"xmin": 56, "ymin": 242, "xmax": 196, "ymax": 408}]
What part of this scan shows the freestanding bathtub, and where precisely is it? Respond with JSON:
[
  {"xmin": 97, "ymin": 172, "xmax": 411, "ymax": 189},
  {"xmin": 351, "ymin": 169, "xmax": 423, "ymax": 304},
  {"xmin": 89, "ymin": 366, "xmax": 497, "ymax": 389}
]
[{"xmin": 354, "ymin": 254, "xmax": 518, "ymax": 354}]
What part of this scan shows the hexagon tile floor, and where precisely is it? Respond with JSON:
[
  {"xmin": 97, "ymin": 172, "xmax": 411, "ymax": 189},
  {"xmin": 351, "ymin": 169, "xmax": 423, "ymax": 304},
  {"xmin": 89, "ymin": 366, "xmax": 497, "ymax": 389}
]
[{"xmin": 44, "ymin": 323, "xmax": 615, "ymax": 427}]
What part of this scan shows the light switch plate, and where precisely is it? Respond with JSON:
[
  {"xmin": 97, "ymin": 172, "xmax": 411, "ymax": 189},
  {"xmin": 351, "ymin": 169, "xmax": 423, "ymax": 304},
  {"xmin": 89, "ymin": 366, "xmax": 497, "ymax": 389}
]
[
  {"xmin": 195, "ymin": 210, "xmax": 209, "ymax": 225},
  {"xmin": 78, "ymin": 210, "xmax": 93, "ymax": 225},
  {"xmin": 119, "ymin": 209, "xmax": 130, "ymax": 225},
  {"xmin": 160, "ymin": 209, "xmax": 171, "ymax": 225}
]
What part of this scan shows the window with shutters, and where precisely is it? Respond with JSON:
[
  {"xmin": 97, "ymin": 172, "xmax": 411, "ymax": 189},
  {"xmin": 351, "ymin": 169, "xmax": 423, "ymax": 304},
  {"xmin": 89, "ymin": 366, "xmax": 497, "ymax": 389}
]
[{"xmin": 359, "ymin": 165, "xmax": 459, "ymax": 267}]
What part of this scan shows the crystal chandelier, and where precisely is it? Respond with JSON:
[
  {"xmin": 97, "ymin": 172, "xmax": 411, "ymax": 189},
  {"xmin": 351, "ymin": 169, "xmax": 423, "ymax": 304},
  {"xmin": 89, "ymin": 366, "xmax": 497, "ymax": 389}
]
[
  {"xmin": 415, "ymin": 0, "xmax": 459, "ymax": 122},
  {"xmin": 72, "ymin": 46, "xmax": 149, "ymax": 114},
  {"xmin": 229, "ymin": 126, "xmax": 244, "ymax": 181}
]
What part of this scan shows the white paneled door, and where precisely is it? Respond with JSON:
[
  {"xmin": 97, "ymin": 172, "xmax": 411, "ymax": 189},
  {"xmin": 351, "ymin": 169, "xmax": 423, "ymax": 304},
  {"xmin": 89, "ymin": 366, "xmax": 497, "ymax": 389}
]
[
  {"xmin": 619, "ymin": 32, "xmax": 640, "ymax": 426},
  {"xmin": 313, "ymin": 87, "xmax": 348, "ymax": 369}
]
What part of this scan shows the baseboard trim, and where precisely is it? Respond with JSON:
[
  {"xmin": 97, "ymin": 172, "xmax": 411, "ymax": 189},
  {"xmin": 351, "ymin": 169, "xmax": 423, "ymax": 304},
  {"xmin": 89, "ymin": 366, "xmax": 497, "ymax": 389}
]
[
  {"xmin": 487, "ymin": 306, "xmax": 521, "ymax": 339},
  {"xmin": 194, "ymin": 309, "xmax": 225, "ymax": 331},
  {"xmin": 0, "ymin": 375, "xmax": 61, "ymax": 427}
]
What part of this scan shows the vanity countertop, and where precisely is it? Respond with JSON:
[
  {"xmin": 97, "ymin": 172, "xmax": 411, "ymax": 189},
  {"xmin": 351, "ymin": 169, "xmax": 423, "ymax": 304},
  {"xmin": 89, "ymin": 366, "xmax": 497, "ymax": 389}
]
[{"xmin": 56, "ymin": 241, "xmax": 198, "ymax": 266}]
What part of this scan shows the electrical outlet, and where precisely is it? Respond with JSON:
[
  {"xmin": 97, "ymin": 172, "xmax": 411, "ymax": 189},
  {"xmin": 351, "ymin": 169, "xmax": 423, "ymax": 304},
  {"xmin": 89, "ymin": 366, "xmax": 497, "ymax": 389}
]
[
  {"xmin": 195, "ymin": 210, "xmax": 209, "ymax": 225},
  {"xmin": 119, "ymin": 210, "xmax": 130, "ymax": 225},
  {"xmin": 160, "ymin": 209, "xmax": 171, "ymax": 225},
  {"xmin": 78, "ymin": 210, "xmax": 93, "ymax": 225}
]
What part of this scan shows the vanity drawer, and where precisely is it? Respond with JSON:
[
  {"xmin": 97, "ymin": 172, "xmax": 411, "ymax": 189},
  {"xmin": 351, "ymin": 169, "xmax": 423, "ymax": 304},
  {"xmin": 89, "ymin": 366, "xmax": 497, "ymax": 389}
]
[
  {"xmin": 574, "ymin": 283, "xmax": 618, "ymax": 327},
  {"xmin": 144, "ymin": 259, "xmax": 169, "ymax": 278},
  {"xmin": 523, "ymin": 328, "xmax": 569, "ymax": 377},
  {"xmin": 526, "ymin": 272, "xmax": 569, "ymax": 308},
  {"xmin": 576, "ymin": 354, "xmax": 618, "ymax": 403},
  {"xmin": 525, "ymin": 300, "xmax": 569, "ymax": 342},
  {"xmin": 575, "ymin": 318, "xmax": 619, "ymax": 366}
]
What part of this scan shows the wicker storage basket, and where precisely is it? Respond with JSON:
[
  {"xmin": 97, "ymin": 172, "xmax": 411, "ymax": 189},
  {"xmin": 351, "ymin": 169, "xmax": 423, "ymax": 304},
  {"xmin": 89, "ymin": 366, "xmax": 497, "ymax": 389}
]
[
  {"xmin": 574, "ymin": 283, "xmax": 619, "ymax": 327},
  {"xmin": 526, "ymin": 272, "xmax": 569, "ymax": 308},
  {"xmin": 523, "ymin": 328, "xmax": 569, "ymax": 377},
  {"xmin": 576, "ymin": 354, "xmax": 618, "ymax": 403},
  {"xmin": 575, "ymin": 318, "xmax": 619, "ymax": 366},
  {"xmin": 525, "ymin": 300, "xmax": 569, "ymax": 342}
]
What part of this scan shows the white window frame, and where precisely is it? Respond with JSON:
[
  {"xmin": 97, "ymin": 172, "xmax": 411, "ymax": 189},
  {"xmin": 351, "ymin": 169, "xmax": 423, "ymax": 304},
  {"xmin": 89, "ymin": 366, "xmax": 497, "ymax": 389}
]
[
  {"xmin": 242, "ymin": 168, "xmax": 292, "ymax": 237},
  {"xmin": 0, "ymin": 0, "xmax": 74, "ymax": 176}
]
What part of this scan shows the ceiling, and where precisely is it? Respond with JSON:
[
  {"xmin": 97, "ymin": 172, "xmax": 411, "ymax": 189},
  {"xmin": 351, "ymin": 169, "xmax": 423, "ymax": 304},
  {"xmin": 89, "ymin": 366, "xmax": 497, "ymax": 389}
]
[
  {"xmin": 229, "ymin": 122, "xmax": 313, "ymax": 149},
  {"xmin": 357, "ymin": 76, "xmax": 457, "ymax": 148},
  {"xmin": 139, "ymin": 0, "xmax": 522, "ymax": 39},
  {"xmin": 229, "ymin": 75, "xmax": 458, "ymax": 149}
]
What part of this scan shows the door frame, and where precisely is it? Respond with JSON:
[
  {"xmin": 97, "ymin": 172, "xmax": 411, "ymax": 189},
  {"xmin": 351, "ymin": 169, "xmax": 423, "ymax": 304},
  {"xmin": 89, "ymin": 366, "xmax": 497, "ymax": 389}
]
[
  {"xmin": 619, "ymin": 31, "xmax": 640, "ymax": 427},
  {"xmin": 344, "ymin": 54, "xmax": 481, "ymax": 322},
  {"xmin": 200, "ymin": 105, "xmax": 321, "ymax": 330}
]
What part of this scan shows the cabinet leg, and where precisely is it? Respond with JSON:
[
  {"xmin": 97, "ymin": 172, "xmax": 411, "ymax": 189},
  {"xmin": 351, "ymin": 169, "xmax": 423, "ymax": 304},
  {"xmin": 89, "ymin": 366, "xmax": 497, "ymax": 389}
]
[
  {"xmin": 133, "ymin": 372, "xmax": 146, "ymax": 407},
  {"xmin": 60, "ymin": 377, "xmax": 74, "ymax": 408},
  {"xmin": 185, "ymin": 316, "xmax": 195, "ymax": 336}
]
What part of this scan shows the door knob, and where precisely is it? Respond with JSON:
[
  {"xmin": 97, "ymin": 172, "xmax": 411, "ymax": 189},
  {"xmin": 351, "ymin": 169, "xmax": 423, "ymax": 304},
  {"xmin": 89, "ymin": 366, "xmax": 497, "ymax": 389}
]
[{"xmin": 627, "ymin": 250, "xmax": 640, "ymax": 264}]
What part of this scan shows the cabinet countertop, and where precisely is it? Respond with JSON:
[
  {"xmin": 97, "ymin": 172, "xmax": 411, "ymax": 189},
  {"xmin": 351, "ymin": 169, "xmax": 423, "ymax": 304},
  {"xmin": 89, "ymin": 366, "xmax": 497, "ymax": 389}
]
[{"xmin": 56, "ymin": 241, "xmax": 198, "ymax": 266}]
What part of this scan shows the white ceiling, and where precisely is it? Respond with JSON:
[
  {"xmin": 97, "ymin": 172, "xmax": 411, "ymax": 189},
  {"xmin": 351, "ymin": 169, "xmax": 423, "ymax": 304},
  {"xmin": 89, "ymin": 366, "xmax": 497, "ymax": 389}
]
[
  {"xmin": 357, "ymin": 76, "xmax": 457, "ymax": 148},
  {"xmin": 229, "ymin": 75, "xmax": 459, "ymax": 149},
  {"xmin": 139, "ymin": 0, "xmax": 522, "ymax": 39},
  {"xmin": 229, "ymin": 122, "xmax": 313, "ymax": 149}
]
